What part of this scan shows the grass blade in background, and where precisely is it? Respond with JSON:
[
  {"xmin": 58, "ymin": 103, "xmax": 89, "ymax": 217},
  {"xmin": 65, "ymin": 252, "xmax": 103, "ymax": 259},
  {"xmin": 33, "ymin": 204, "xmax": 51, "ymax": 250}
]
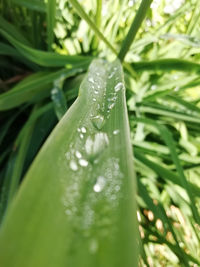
[
  {"xmin": 11, "ymin": 0, "xmax": 46, "ymax": 12},
  {"xmin": 47, "ymin": 0, "xmax": 56, "ymax": 51},
  {"xmin": 0, "ymin": 68, "xmax": 83, "ymax": 110},
  {"xmin": 92, "ymin": 0, "xmax": 102, "ymax": 51},
  {"xmin": 118, "ymin": 0, "xmax": 153, "ymax": 62},
  {"xmin": 0, "ymin": 29, "xmax": 92, "ymax": 67},
  {"xmin": 0, "ymin": 59, "xmax": 138, "ymax": 267},
  {"xmin": 131, "ymin": 58, "xmax": 200, "ymax": 73}
]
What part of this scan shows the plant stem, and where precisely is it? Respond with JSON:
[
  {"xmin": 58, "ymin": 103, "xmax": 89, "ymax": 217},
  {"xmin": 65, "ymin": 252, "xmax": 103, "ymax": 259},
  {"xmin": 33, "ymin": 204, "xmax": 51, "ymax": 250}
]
[{"xmin": 118, "ymin": 0, "xmax": 153, "ymax": 62}]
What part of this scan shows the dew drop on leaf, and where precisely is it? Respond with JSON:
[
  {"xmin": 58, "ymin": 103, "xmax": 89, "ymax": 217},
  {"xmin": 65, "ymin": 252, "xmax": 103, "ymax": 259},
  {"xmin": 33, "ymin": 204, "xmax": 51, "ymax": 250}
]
[
  {"xmin": 108, "ymin": 103, "xmax": 115, "ymax": 110},
  {"xmin": 88, "ymin": 77, "xmax": 95, "ymax": 83},
  {"xmin": 69, "ymin": 160, "xmax": 78, "ymax": 171},
  {"xmin": 91, "ymin": 115, "xmax": 105, "ymax": 130},
  {"xmin": 85, "ymin": 132, "xmax": 109, "ymax": 160},
  {"xmin": 114, "ymin": 82, "xmax": 124, "ymax": 92},
  {"xmin": 93, "ymin": 176, "xmax": 106, "ymax": 192},
  {"xmin": 75, "ymin": 151, "xmax": 82, "ymax": 159},
  {"xmin": 79, "ymin": 158, "xmax": 89, "ymax": 167},
  {"xmin": 113, "ymin": 129, "xmax": 120, "ymax": 135},
  {"xmin": 81, "ymin": 127, "xmax": 87, "ymax": 133}
]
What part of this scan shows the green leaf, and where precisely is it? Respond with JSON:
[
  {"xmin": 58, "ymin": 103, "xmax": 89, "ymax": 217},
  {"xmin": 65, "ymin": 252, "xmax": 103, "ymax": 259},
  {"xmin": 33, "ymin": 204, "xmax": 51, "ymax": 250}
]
[
  {"xmin": 0, "ymin": 68, "xmax": 83, "ymax": 111},
  {"xmin": 47, "ymin": 0, "xmax": 56, "ymax": 50},
  {"xmin": 131, "ymin": 59, "xmax": 200, "ymax": 73},
  {"xmin": 11, "ymin": 0, "xmax": 46, "ymax": 12},
  {"xmin": 118, "ymin": 0, "xmax": 153, "ymax": 62},
  {"xmin": 0, "ymin": 16, "xmax": 31, "ymax": 46},
  {"xmin": 0, "ymin": 59, "xmax": 138, "ymax": 267},
  {"xmin": 0, "ymin": 29, "xmax": 93, "ymax": 67}
]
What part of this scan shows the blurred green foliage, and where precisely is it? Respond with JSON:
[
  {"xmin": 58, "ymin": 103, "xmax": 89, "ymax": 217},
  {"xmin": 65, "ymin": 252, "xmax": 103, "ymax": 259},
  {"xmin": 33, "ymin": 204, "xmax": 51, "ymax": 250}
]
[{"xmin": 0, "ymin": 0, "xmax": 200, "ymax": 266}]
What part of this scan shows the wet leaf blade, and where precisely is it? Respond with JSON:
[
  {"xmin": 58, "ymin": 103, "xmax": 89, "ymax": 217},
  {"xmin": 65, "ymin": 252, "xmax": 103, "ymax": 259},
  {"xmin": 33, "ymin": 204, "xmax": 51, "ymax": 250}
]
[{"xmin": 0, "ymin": 59, "xmax": 138, "ymax": 267}]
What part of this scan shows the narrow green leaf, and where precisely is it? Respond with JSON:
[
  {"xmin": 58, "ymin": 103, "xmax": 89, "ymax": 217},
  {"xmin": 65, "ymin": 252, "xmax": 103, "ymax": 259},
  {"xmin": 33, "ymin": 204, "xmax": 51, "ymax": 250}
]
[
  {"xmin": 6, "ymin": 107, "xmax": 37, "ymax": 206},
  {"xmin": 47, "ymin": 0, "xmax": 56, "ymax": 51},
  {"xmin": 0, "ymin": 59, "xmax": 138, "ymax": 267},
  {"xmin": 118, "ymin": 0, "xmax": 153, "ymax": 62},
  {"xmin": 0, "ymin": 29, "xmax": 93, "ymax": 67},
  {"xmin": 92, "ymin": 0, "xmax": 102, "ymax": 50},
  {"xmin": 131, "ymin": 59, "xmax": 200, "ymax": 73},
  {"xmin": 0, "ymin": 68, "xmax": 83, "ymax": 110},
  {"xmin": 11, "ymin": 0, "xmax": 46, "ymax": 12},
  {"xmin": 0, "ymin": 16, "xmax": 31, "ymax": 46},
  {"xmin": 138, "ymin": 102, "xmax": 200, "ymax": 124}
]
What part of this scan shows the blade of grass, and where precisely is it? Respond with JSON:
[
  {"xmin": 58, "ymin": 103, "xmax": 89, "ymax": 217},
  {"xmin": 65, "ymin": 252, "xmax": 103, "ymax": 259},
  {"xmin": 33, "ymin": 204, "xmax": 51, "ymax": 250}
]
[
  {"xmin": 0, "ymin": 67, "xmax": 83, "ymax": 110},
  {"xmin": 118, "ymin": 0, "xmax": 153, "ymax": 62},
  {"xmin": 0, "ymin": 16, "xmax": 31, "ymax": 46},
  {"xmin": 68, "ymin": 0, "xmax": 117, "ymax": 55},
  {"xmin": 0, "ymin": 29, "xmax": 93, "ymax": 67},
  {"xmin": 131, "ymin": 58, "xmax": 200, "ymax": 73},
  {"xmin": 47, "ymin": 0, "xmax": 56, "ymax": 51},
  {"xmin": 92, "ymin": 0, "xmax": 102, "ymax": 51},
  {"xmin": 12, "ymin": 0, "xmax": 46, "ymax": 12},
  {"xmin": 6, "ymin": 106, "xmax": 37, "ymax": 206}
]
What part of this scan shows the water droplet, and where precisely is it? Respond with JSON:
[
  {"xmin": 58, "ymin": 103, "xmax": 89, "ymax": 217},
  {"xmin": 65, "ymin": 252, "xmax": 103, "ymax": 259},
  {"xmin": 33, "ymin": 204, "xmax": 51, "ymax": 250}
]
[
  {"xmin": 114, "ymin": 82, "xmax": 124, "ymax": 92},
  {"xmin": 94, "ymin": 90, "xmax": 99, "ymax": 95},
  {"xmin": 113, "ymin": 129, "xmax": 120, "ymax": 135},
  {"xmin": 69, "ymin": 160, "xmax": 78, "ymax": 171},
  {"xmin": 174, "ymin": 86, "xmax": 180, "ymax": 92},
  {"xmin": 97, "ymin": 85, "xmax": 100, "ymax": 89},
  {"xmin": 75, "ymin": 151, "xmax": 82, "ymax": 159},
  {"xmin": 80, "ymin": 133, "xmax": 84, "ymax": 139},
  {"xmin": 115, "ymin": 185, "xmax": 120, "ymax": 192},
  {"xmin": 81, "ymin": 127, "xmax": 87, "ymax": 133},
  {"xmin": 108, "ymin": 103, "xmax": 115, "ymax": 110},
  {"xmin": 91, "ymin": 115, "xmax": 105, "ymax": 130},
  {"xmin": 77, "ymin": 128, "xmax": 81, "ymax": 132},
  {"xmin": 93, "ymin": 98, "xmax": 97, "ymax": 102},
  {"xmin": 88, "ymin": 77, "xmax": 95, "ymax": 83},
  {"xmin": 89, "ymin": 239, "xmax": 98, "ymax": 254},
  {"xmin": 108, "ymin": 96, "xmax": 117, "ymax": 102},
  {"xmin": 51, "ymin": 88, "xmax": 58, "ymax": 94},
  {"xmin": 151, "ymin": 85, "xmax": 157, "ymax": 90},
  {"xmin": 93, "ymin": 176, "xmax": 106, "ymax": 192},
  {"xmin": 85, "ymin": 132, "xmax": 109, "ymax": 160},
  {"xmin": 108, "ymin": 72, "xmax": 115, "ymax": 79},
  {"xmin": 79, "ymin": 158, "xmax": 88, "ymax": 167}
]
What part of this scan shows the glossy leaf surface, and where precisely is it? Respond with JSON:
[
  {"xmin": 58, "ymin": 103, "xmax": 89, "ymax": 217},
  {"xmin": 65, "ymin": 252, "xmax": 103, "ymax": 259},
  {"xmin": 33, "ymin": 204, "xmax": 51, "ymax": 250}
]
[{"xmin": 0, "ymin": 59, "xmax": 138, "ymax": 267}]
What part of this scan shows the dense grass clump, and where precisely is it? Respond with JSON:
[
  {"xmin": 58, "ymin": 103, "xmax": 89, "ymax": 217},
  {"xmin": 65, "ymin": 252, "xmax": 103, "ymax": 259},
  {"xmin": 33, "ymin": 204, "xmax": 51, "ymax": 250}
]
[{"xmin": 0, "ymin": 0, "xmax": 200, "ymax": 266}]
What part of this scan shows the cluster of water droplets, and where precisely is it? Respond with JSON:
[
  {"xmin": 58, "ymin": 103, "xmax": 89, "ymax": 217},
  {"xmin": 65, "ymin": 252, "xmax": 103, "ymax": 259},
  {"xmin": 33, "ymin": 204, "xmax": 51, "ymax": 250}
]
[
  {"xmin": 106, "ymin": 66, "xmax": 125, "ymax": 119},
  {"xmin": 62, "ymin": 60, "xmax": 125, "ymax": 254}
]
